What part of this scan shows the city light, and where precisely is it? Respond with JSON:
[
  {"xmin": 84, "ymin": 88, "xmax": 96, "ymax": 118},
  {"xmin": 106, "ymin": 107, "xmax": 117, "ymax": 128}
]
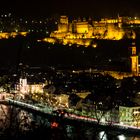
[
  {"xmin": 1, "ymin": 11, "xmax": 140, "ymax": 139},
  {"xmin": 99, "ymin": 131, "xmax": 107, "ymax": 140},
  {"xmin": 117, "ymin": 134, "xmax": 126, "ymax": 140}
]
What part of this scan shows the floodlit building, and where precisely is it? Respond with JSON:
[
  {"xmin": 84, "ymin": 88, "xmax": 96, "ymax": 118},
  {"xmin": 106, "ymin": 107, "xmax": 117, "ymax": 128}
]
[
  {"xmin": 27, "ymin": 84, "xmax": 44, "ymax": 94},
  {"xmin": 0, "ymin": 32, "xmax": 28, "ymax": 39},
  {"xmin": 48, "ymin": 15, "xmax": 136, "ymax": 46},
  {"xmin": 119, "ymin": 105, "xmax": 140, "ymax": 127},
  {"xmin": 19, "ymin": 78, "xmax": 28, "ymax": 94},
  {"xmin": 16, "ymin": 78, "xmax": 45, "ymax": 94},
  {"xmin": 130, "ymin": 42, "xmax": 139, "ymax": 76}
]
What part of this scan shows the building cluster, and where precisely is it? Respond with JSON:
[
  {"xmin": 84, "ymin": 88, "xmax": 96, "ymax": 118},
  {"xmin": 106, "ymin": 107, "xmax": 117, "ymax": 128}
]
[
  {"xmin": 119, "ymin": 105, "xmax": 140, "ymax": 127},
  {"xmin": 1, "ymin": 66, "xmax": 140, "ymax": 128},
  {"xmin": 0, "ymin": 32, "xmax": 27, "ymax": 39},
  {"xmin": 16, "ymin": 78, "xmax": 45, "ymax": 94},
  {"xmin": 66, "ymin": 95, "xmax": 140, "ymax": 128},
  {"xmin": 0, "ymin": 12, "xmax": 49, "ymax": 39},
  {"xmin": 1, "ymin": 14, "xmax": 140, "ymax": 129},
  {"xmin": 47, "ymin": 15, "xmax": 138, "ymax": 46},
  {"xmin": 12, "ymin": 67, "xmax": 140, "ymax": 127}
]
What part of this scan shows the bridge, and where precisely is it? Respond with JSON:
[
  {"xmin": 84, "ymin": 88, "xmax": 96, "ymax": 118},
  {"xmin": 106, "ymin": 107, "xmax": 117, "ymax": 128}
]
[{"xmin": 1, "ymin": 97, "xmax": 140, "ymax": 136}]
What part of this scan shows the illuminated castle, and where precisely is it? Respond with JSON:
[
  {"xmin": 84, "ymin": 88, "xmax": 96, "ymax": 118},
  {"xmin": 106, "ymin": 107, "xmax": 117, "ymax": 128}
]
[
  {"xmin": 51, "ymin": 16, "xmax": 92, "ymax": 39},
  {"xmin": 48, "ymin": 15, "xmax": 136, "ymax": 46}
]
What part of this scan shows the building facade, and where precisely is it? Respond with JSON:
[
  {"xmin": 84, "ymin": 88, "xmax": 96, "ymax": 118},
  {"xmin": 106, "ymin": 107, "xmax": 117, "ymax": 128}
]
[{"xmin": 119, "ymin": 106, "xmax": 140, "ymax": 127}]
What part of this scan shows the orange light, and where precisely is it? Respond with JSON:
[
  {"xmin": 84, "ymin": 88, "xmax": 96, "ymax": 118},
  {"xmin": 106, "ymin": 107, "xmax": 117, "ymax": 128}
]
[{"xmin": 51, "ymin": 122, "xmax": 59, "ymax": 128}]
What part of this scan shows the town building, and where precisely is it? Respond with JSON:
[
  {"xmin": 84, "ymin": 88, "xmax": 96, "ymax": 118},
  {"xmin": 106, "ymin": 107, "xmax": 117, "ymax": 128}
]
[{"xmin": 119, "ymin": 105, "xmax": 140, "ymax": 127}]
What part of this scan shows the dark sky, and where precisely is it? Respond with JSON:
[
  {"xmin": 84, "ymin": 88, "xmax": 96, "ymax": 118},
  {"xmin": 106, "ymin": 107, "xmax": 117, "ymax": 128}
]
[{"xmin": 1, "ymin": 0, "xmax": 140, "ymax": 18}]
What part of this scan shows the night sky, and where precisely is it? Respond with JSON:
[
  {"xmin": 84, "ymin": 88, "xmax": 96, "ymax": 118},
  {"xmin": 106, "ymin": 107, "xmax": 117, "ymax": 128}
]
[{"xmin": 1, "ymin": 0, "xmax": 140, "ymax": 17}]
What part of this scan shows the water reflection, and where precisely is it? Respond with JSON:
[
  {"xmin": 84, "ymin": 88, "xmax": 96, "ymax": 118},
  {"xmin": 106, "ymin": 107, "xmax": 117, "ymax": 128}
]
[
  {"xmin": 98, "ymin": 131, "xmax": 107, "ymax": 140},
  {"xmin": 62, "ymin": 124, "xmax": 140, "ymax": 140},
  {"xmin": 117, "ymin": 134, "xmax": 126, "ymax": 140},
  {"xmin": 66, "ymin": 125, "xmax": 74, "ymax": 138}
]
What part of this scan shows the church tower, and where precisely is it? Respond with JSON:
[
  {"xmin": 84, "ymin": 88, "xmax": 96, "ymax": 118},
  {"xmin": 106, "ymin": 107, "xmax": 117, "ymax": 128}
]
[
  {"xmin": 118, "ymin": 14, "xmax": 122, "ymax": 28},
  {"xmin": 130, "ymin": 42, "xmax": 139, "ymax": 76}
]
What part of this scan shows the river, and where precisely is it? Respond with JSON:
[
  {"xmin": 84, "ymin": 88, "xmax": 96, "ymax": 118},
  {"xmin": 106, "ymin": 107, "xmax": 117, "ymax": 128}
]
[{"xmin": 50, "ymin": 124, "xmax": 140, "ymax": 140}]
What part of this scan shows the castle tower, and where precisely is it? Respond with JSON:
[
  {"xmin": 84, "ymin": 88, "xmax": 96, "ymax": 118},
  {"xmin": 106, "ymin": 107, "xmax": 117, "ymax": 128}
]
[
  {"xmin": 19, "ymin": 78, "xmax": 27, "ymax": 93},
  {"xmin": 60, "ymin": 15, "xmax": 68, "ymax": 24},
  {"xmin": 130, "ymin": 42, "xmax": 139, "ymax": 76},
  {"xmin": 18, "ymin": 63, "xmax": 28, "ymax": 93},
  {"xmin": 58, "ymin": 16, "xmax": 69, "ymax": 33}
]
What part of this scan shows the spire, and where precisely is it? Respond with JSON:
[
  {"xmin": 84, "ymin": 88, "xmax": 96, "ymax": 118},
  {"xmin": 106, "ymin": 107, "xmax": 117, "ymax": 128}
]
[{"xmin": 130, "ymin": 42, "xmax": 139, "ymax": 76}]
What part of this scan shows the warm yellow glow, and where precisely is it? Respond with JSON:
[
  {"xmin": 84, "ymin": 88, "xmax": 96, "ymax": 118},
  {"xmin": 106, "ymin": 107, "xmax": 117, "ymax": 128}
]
[
  {"xmin": 0, "ymin": 33, "xmax": 9, "ymax": 39},
  {"xmin": 93, "ymin": 43, "xmax": 97, "ymax": 48},
  {"xmin": 44, "ymin": 16, "xmax": 137, "ymax": 46},
  {"xmin": 105, "ymin": 30, "xmax": 124, "ymax": 40},
  {"xmin": 76, "ymin": 22, "xmax": 88, "ymax": 34},
  {"xmin": 128, "ymin": 19, "xmax": 140, "ymax": 24},
  {"xmin": 132, "ymin": 46, "xmax": 136, "ymax": 55},
  {"xmin": 76, "ymin": 92, "xmax": 91, "ymax": 99},
  {"xmin": 58, "ymin": 24, "xmax": 68, "ymax": 33},
  {"xmin": 29, "ymin": 85, "xmax": 43, "ymax": 93},
  {"xmin": 20, "ymin": 32, "xmax": 28, "ymax": 36},
  {"xmin": 60, "ymin": 16, "xmax": 68, "ymax": 24},
  {"xmin": 102, "ymin": 71, "xmax": 133, "ymax": 79},
  {"xmin": 0, "ymin": 32, "xmax": 28, "ymax": 39},
  {"xmin": 43, "ymin": 38, "xmax": 56, "ymax": 43},
  {"xmin": 131, "ymin": 56, "xmax": 139, "ymax": 75},
  {"xmin": 57, "ymin": 94, "xmax": 69, "ymax": 107}
]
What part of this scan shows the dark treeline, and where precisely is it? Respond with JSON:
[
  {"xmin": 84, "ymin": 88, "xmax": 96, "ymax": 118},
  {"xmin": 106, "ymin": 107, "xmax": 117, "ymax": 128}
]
[{"xmin": 0, "ymin": 34, "xmax": 136, "ymax": 73}]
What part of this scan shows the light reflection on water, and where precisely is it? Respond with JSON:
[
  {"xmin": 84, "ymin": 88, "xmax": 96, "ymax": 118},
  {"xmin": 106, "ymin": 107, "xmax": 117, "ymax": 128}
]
[
  {"xmin": 118, "ymin": 134, "xmax": 126, "ymax": 140},
  {"xmin": 99, "ymin": 131, "xmax": 107, "ymax": 140},
  {"xmin": 64, "ymin": 125, "xmax": 140, "ymax": 140}
]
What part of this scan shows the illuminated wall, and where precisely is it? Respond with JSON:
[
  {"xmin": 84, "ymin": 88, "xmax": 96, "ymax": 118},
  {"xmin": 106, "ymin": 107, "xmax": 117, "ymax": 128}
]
[
  {"xmin": 93, "ymin": 23, "xmax": 106, "ymax": 37},
  {"xmin": 27, "ymin": 84, "xmax": 44, "ymax": 94},
  {"xmin": 42, "ymin": 37, "xmax": 56, "ymax": 43},
  {"xmin": 88, "ymin": 25, "xmax": 93, "ymax": 37},
  {"xmin": 58, "ymin": 24, "xmax": 68, "ymax": 33},
  {"xmin": 17, "ymin": 78, "xmax": 45, "ymax": 94},
  {"xmin": 47, "ymin": 93, "xmax": 69, "ymax": 108},
  {"xmin": 57, "ymin": 94, "xmax": 69, "ymax": 108},
  {"xmin": 49, "ymin": 16, "xmax": 136, "ymax": 46},
  {"xmin": 60, "ymin": 16, "xmax": 68, "ymax": 24},
  {"xmin": 127, "ymin": 19, "xmax": 140, "ymax": 24},
  {"xmin": 119, "ymin": 106, "xmax": 140, "ymax": 127},
  {"xmin": 0, "ymin": 32, "xmax": 28, "ymax": 39},
  {"xmin": 76, "ymin": 22, "xmax": 89, "ymax": 34},
  {"xmin": 101, "ymin": 71, "xmax": 133, "ymax": 79},
  {"xmin": 50, "ymin": 32, "xmax": 67, "ymax": 39},
  {"xmin": 62, "ymin": 38, "xmax": 93, "ymax": 46},
  {"xmin": 93, "ymin": 23, "xmax": 125, "ymax": 40},
  {"xmin": 105, "ymin": 24, "xmax": 125, "ymax": 40}
]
